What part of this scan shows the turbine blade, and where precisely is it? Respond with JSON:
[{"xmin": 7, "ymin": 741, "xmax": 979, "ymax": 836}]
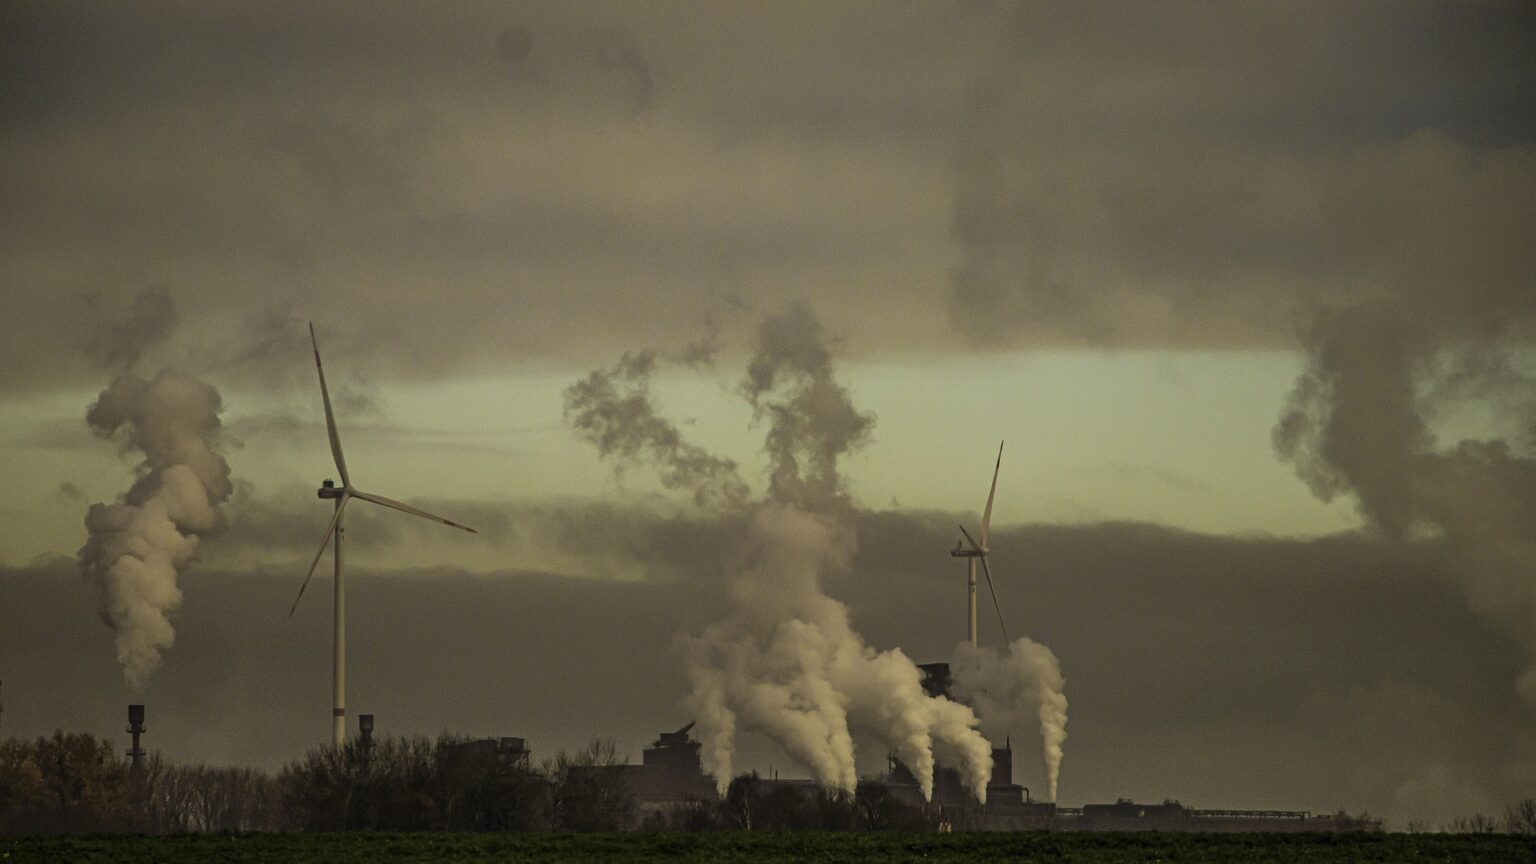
[
  {"xmin": 310, "ymin": 323, "xmax": 350, "ymax": 488},
  {"xmin": 351, "ymin": 489, "xmax": 478, "ymax": 534},
  {"xmin": 289, "ymin": 494, "xmax": 350, "ymax": 618},
  {"xmin": 977, "ymin": 553, "xmax": 1010, "ymax": 645},
  {"xmin": 980, "ymin": 440, "xmax": 1003, "ymax": 549},
  {"xmin": 958, "ymin": 524, "xmax": 983, "ymax": 553}
]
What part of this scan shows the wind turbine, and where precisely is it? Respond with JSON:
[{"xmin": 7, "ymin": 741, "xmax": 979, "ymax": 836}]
[
  {"xmin": 951, "ymin": 441, "xmax": 1009, "ymax": 648},
  {"xmin": 290, "ymin": 323, "xmax": 477, "ymax": 748}
]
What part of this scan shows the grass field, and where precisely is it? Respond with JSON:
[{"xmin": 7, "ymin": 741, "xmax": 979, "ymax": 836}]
[{"xmin": 4, "ymin": 832, "xmax": 1534, "ymax": 864}]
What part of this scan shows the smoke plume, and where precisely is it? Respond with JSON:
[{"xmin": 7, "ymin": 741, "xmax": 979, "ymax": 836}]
[
  {"xmin": 569, "ymin": 304, "xmax": 993, "ymax": 800},
  {"xmin": 77, "ymin": 369, "xmax": 233, "ymax": 689},
  {"xmin": 684, "ymin": 505, "xmax": 993, "ymax": 800},
  {"xmin": 1276, "ymin": 305, "xmax": 1536, "ymax": 704},
  {"xmin": 952, "ymin": 638, "xmax": 1069, "ymax": 801},
  {"xmin": 742, "ymin": 303, "xmax": 875, "ymax": 512},
  {"xmin": 564, "ymin": 349, "xmax": 750, "ymax": 509}
]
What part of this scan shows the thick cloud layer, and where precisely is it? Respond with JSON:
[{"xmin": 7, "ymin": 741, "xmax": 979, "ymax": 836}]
[
  {"xmin": 7, "ymin": 2, "xmax": 1529, "ymax": 396},
  {"xmin": 1276, "ymin": 306, "xmax": 1536, "ymax": 705},
  {"xmin": 5, "ymin": 515, "xmax": 1532, "ymax": 827},
  {"xmin": 950, "ymin": 3, "xmax": 1536, "ymax": 348}
]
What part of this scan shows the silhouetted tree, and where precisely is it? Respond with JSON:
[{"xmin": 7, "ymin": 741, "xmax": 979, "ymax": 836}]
[
  {"xmin": 1449, "ymin": 812, "xmax": 1501, "ymax": 834},
  {"xmin": 28, "ymin": 731, "xmax": 131, "ymax": 833},
  {"xmin": 854, "ymin": 780, "xmax": 925, "ymax": 831},
  {"xmin": 544, "ymin": 738, "xmax": 636, "ymax": 831},
  {"xmin": 433, "ymin": 735, "xmax": 545, "ymax": 831},
  {"xmin": 0, "ymin": 738, "xmax": 46, "ymax": 833},
  {"xmin": 723, "ymin": 773, "xmax": 761, "ymax": 830},
  {"xmin": 1505, "ymin": 799, "xmax": 1536, "ymax": 835}
]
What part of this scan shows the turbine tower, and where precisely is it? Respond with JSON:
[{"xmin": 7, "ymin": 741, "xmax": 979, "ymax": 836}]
[
  {"xmin": 290, "ymin": 323, "xmax": 477, "ymax": 748},
  {"xmin": 951, "ymin": 441, "xmax": 1009, "ymax": 647}
]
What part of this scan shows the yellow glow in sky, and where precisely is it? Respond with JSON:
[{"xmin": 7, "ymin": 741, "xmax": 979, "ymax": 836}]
[{"xmin": 0, "ymin": 351, "xmax": 1358, "ymax": 567}]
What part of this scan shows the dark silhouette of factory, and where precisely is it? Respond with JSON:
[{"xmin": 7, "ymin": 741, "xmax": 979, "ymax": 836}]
[
  {"xmin": 523, "ymin": 716, "xmax": 1352, "ymax": 831},
  {"xmin": 119, "ymin": 702, "xmax": 1359, "ymax": 832},
  {"xmin": 461, "ymin": 660, "xmax": 1357, "ymax": 832}
]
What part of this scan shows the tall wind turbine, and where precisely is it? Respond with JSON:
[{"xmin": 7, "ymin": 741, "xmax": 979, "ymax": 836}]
[
  {"xmin": 290, "ymin": 323, "xmax": 477, "ymax": 748},
  {"xmin": 951, "ymin": 441, "xmax": 1009, "ymax": 648}
]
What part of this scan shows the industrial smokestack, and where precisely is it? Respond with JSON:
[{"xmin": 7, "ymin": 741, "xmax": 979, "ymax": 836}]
[{"xmin": 126, "ymin": 704, "xmax": 146, "ymax": 771}]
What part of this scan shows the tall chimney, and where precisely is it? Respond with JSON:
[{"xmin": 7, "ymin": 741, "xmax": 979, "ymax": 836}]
[{"xmin": 126, "ymin": 704, "xmax": 146, "ymax": 771}]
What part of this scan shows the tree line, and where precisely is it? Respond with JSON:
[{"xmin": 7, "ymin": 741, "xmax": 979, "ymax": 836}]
[
  {"xmin": 3, "ymin": 730, "xmax": 1532, "ymax": 834},
  {"xmin": 0, "ymin": 730, "xmax": 928, "ymax": 834},
  {"xmin": 0, "ymin": 731, "xmax": 636, "ymax": 834}
]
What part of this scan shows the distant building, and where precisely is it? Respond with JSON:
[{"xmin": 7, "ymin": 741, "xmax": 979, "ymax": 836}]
[
  {"xmin": 466, "ymin": 710, "xmax": 1357, "ymax": 833},
  {"xmin": 440, "ymin": 736, "xmax": 532, "ymax": 768},
  {"xmin": 623, "ymin": 722, "xmax": 717, "ymax": 811},
  {"xmin": 569, "ymin": 723, "xmax": 717, "ymax": 823},
  {"xmin": 1054, "ymin": 798, "xmax": 1358, "ymax": 832}
]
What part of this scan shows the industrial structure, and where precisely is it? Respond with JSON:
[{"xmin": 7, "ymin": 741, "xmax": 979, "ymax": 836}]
[
  {"xmin": 125, "ymin": 704, "xmax": 146, "ymax": 772},
  {"xmin": 520, "ymin": 719, "xmax": 1347, "ymax": 832},
  {"xmin": 108, "ymin": 702, "xmax": 1351, "ymax": 832}
]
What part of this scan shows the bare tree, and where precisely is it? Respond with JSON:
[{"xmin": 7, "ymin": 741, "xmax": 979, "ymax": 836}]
[
  {"xmin": 1505, "ymin": 799, "xmax": 1536, "ymax": 835},
  {"xmin": 1449, "ymin": 812, "xmax": 1501, "ymax": 833},
  {"xmin": 544, "ymin": 738, "xmax": 637, "ymax": 831}
]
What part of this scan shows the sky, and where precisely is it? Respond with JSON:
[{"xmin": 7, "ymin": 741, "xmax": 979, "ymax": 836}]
[{"xmin": 2, "ymin": 0, "xmax": 1535, "ymax": 828}]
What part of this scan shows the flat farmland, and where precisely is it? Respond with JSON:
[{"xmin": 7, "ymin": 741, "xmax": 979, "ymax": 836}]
[{"xmin": 4, "ymin": 832, "xmax": 1534, "ymax": 864}]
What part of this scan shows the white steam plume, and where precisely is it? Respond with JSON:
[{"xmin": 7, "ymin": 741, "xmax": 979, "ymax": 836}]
[
  {"xmin": 570, "ymin": 303, "xmax": 995, "ymax": 800},
  {"xmin": 952, "ymin": 637, "xmax": 1069, "ymax": 801},
  {"xmin": 684, "ymin": 505, "xmax": 994, "ymax": 801},
  {"xmin": 77, "ymin": 370, "xmax": 232, "ymax": 689}
]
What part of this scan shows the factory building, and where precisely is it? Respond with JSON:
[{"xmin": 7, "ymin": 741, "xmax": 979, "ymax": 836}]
[
  {"xmin": 384, "ymin": 707, "xmax": 1356, "ymax": 832},
  {"xmin": 1054, "ymin": 799, "xmax": 1356, "ymax": 832},
  {"xmin": 596, "ymin": 723, "xmax": 717, "ymax": 818}
]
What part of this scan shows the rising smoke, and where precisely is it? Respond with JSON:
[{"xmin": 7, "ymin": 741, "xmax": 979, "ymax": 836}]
[
  {"xmin": 564, "ymin": 349, "xmax": 750, "ymax": 509},
  {"xmin": 952, "ymin": 638, "xmax": 1069, "ymax": 801},
  {"xmin": 77, "ymin": 291, "xmax": 232, "ymax": 689},
  {"xmin": 684, "ymin": 505, "xmax": 993, "ymax": 799},
  {"xmin": 567, "ymin": 303, "xmax": 997, "ymax": 800},
  {"xmin": 1276, "ymin": 305, "xmax": 1536, "ymax": 705}
]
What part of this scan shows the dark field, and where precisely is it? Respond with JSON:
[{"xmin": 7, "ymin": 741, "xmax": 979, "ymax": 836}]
[{"xmin": 4, "ymin": 832, "xmax": 1534, "ymax": 864}]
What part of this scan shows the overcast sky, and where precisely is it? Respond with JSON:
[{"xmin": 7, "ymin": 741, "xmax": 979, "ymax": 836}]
[{"xmin": 2, "ymin": 0, "xmax": 1534, "ymax": 829}]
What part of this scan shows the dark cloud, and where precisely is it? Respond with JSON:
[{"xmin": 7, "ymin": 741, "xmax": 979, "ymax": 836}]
[
  {"xmin": 495, "ymin": 25, "xmax": 533, "ymax": 70},
  {"xmin": 4, "ymin": 515, "xmax": 1531, "ymax": 827},
  {"xmin": 1, "ymin": 3, "xmax": 1530, "ymax": 396},
  {"xmin": 80, "ymin": 285, "xmax": 178, "ymax": 370},
  {"xmin": 1275, "ymin": 305, "xmax": 1536, "ymax": 704},
  {"xmin": 0, "ymin": 3, "xmax": 975, "ymax": 394},
  {"xmin": 948, "ymin": 3, "xmax": 1536, "ymax": 349}
]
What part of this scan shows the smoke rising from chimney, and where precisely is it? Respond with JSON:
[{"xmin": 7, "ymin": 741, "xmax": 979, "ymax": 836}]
[
  {"xmin": 952, "ymin": 637, "xmax": 1069, "ymax": 801},
  {"xmin": 76, "ymin": 296, "xmax": 232, "ymax": 689},
  {"xmin": 684, "ymin": 504, "xmax": 994, "ymax": 800},
  {"xmin": 568, "ymin": 304, "xmax": 994, "ymax": 800}
]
